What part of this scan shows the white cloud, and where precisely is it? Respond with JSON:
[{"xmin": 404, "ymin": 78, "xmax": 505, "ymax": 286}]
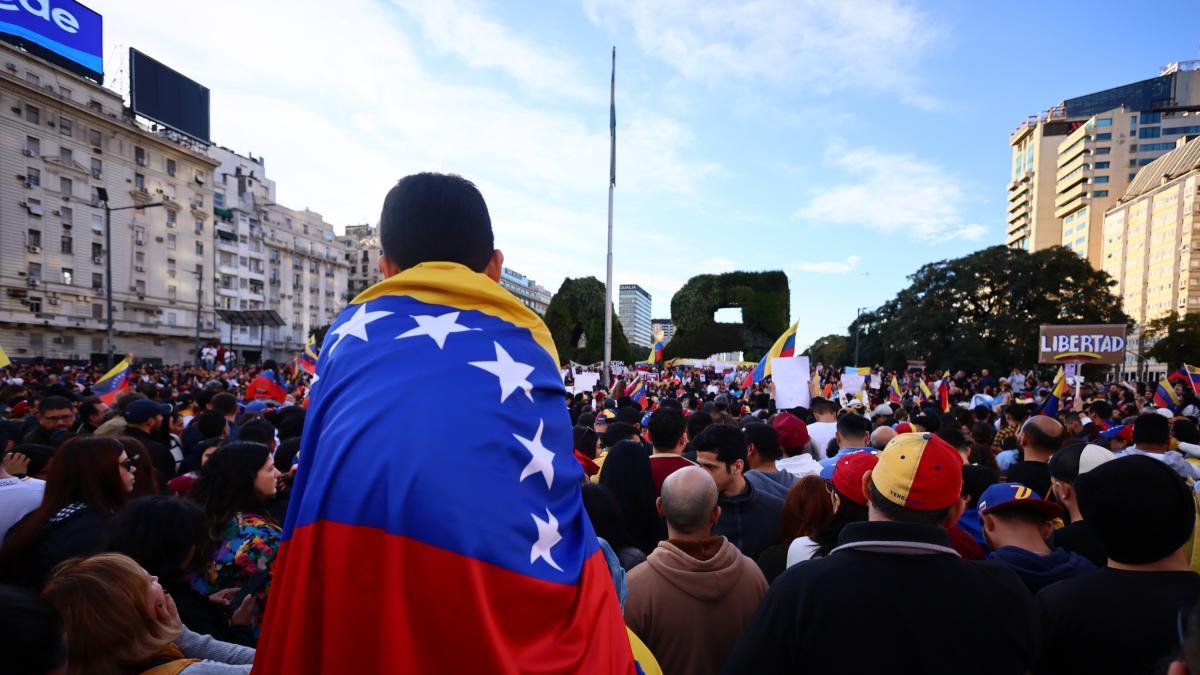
[
  {"xmin": 583, "ymin": 0, "xmax": 941, "ymax": 108},
  {"xmin": 698, "ymin": 257, "xmax": 736, "ymax": 273},
  {"xmin": 792, "ymin": 255, "xmax": 861, "ymax": 274},
  {"xmin": 794, "ymin": 143, "xmax": 990, "ymax": 242}
]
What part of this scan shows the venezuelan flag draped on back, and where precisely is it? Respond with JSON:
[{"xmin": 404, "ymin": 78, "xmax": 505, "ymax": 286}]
[
  {"xmin": 1040, "ymin": 367, "xmax": 1067, "ymax": 417},
  {"xmin": 246, "ymin": 370, "xmax": 289, "ymax": 402},
  {"xmin": 747, "ymin": 321, "xmax": 799, "ymax": 386},
  {"xmin": 93, "ymin": 356, "xmax": 132, "ymax": 406},
  {"xmin": 626, "ymin": 376, "xmax": 647, "ymax": 405},
  {"xmin": 1155, "ymin": 376, "xmax": 1183, "ymax": 413},
  {"xmin": 253, "ymin": 262, "xmax": 635, "ymax": 674}
]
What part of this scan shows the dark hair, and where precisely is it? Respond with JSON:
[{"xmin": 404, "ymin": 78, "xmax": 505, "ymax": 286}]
[
  {"xmin": 811, "ymin": 398, "xmax": 837, "ymax": 416},
  {"xmin": 1004, "ymin": 404, "xmax": 1030, "ymax": 423},
  {"xmin": 1174, "ymin": 419, "xmax": 1200, "ymax": 445},
  {"xmin": 196, "ymin": 412, "xmax": 227, "ymax": 440},
  {"xmin": 836, "ymin": 414, "xmax": 872, "ymax": 443},
  {"xmin": 275, "ymin": 437, "xmax": 301, "ymax": 473},
  {"xmin": 78, "ymin": 398, "xmax": 107, "ymax": 422},
  {"xmin": 780, "ymin": 475, "xmax": 835, "ymax": 542},
  {"xmin": 647, "ymin": 408, "xmax": 687, "ymax": 451},
  {"xmin": 693, "ymin": 424, "xmax": 747, "ymax": 470},
  {"xmin": 961, "ymin": 464, "xmax": 998, "ymax": 509},
  {"xmin": 936, "ymin": 427, "xmax": 969, "ymax": 451},
  {"xmin": 276, "ymin": 408, "xmax": 306, "ymax": 441},
  {"xmin": 868, "ymin": 482, "xmax": 951, "ymax": 525},
  {"xmin": 117, "ymin": 435, "xmax": 160, "ymax": 497},
  {"xmin": 743, "ymin": 423, "xmax": 782, "ymax": 461},
  {"xmin": 970, "ymin": 422, "xmax": 995, "ymax": 445},
  {"xmin": 912, "ymin": 413, "xmax": 940, "ymax": 433},
  {"xmin": 813, "ymin": 488, "xmax": 869, "ymax": 556},
  {"xmin": 37, "ymin": 396, "xmax": 72, "ymax": 414},
  {"xmin": 968, "ymin": 443, "xmax": 1001, "ymax": 477},
  {"xmin": 210, "ymin": 393, "xmax": 238, "ymax": 416},
  {"xmin": 0, "ymin": 583, "xmax": 66, "ymax": 674},
  {"xmin": 686, "ymin": 410, "xmax": 714, "ymax": 444},
  {"xmin": 10, "ymin": 443, "xmax": 55, "ymax": 477},
  {"xmin": 194, "ymin": 390, "xmax": 216, "ymax": 411},
  {"xmin": 191, "ymin": 442, "xmax": 275, "ymax": 535},
  {"xmin": 238, "ymin": 419, "xmax": 276, "ymax": 447},
  {"xmin": 601, "ymin": 422, "xmax": 638, "ymax": 450},
  {"xmin": 1134, "ymin": 413, "xmax": 1171, "ymax": 446},
  {"xmin": 108, "ymin": 496, "xmax": 208, "ymax": 578},
  {"xmin": 581, "ymin": 484, "xmax": 638, "ymax": 552},
  {"xmin": 598, "ymin": 440, "xmax": 664, "ymax": 554},
  {"xmin": 380, "ymin": 173, "xmax": 494, "ymax": 273},
  {"xmin": 573, "ymin": 426, "xmax": 598, "ymax": 459}
]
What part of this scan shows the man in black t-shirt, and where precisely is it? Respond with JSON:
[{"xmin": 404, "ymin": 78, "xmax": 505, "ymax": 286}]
[
  {"xmin": 1046, "ymin": 442, "xmax": 1115, "ymax": 568},
  {"xmin": 1037, "ymin": 455, "xmax": 1200, "ymax": 675}
]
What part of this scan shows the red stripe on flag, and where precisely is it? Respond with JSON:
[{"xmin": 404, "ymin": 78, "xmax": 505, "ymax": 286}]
[{"xmin": 254, "ymin": 521, "xmax": 636, "ymax": 675}]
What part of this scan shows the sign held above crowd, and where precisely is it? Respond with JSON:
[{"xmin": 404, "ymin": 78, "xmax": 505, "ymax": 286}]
[{"xmin": 1038, "ymin": 324, "xmax": 1127, "ymax": 364}]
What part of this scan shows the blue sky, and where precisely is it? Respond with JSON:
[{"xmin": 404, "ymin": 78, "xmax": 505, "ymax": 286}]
[{"xmin": 92, "ymin": 0, "xmax": 1200, "ymax": 352}]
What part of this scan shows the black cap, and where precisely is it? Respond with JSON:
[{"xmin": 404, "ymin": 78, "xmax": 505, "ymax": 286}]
[{"xmin": 1076, "ymin": 455, "xmax": 1195, "ymax": 565}]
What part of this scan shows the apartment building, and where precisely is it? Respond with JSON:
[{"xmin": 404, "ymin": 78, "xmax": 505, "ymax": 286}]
[
  {"xmin": 499, "ymin": 267, "xmax": 552, "ymax": 316},
  {"xmin": 1008, "ymin": 61, "xmax": 1200, "ymax": 262},
  {"xmin": 337, "ymin": 223, "xmax": 382, "ymax": 297},
  {"xmin": 0, "ymin": 42, "xmax": 221, "ymax": 363},
  {"xmin": 1101, "ymin": 137, "xmax": 1200, "ymax": 364},
  {"xmin": 618, "ymin": 284, "xmax": 652, "ymax": 348}
]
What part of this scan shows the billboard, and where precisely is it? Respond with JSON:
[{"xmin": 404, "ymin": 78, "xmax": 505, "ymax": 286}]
[
  {"xmin": 129, "ymin": 48, "xmax": 210, "ymax": 144},
  {"xmin": 0, "ymin": 0, "xmax": 103, "ymax": 81},
  {"xmin": 1038, "ymin": 324, "xmax": 1127, "ymax": 364}
]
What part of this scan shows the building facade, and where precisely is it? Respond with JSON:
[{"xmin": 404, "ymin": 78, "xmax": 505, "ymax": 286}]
[
  {"xmin": 0, "ymin": 43, "xmax": 223, "ymax": 364},
  {"xmin": 499, "ymin": 267, "xmax": 552, "ymax": 315},
  {"xmin": 651, "ymin": 318, "xmax": 675, "ymax": 345},
  {"xmin": 337, "ymin": 223, "xmax": 382, "ymax": 297},
  {"xmin": 618, "ymin": 284, "xmax": 652, "ymax": 348},
  {"xmin": 1101, "ymin": 136, "xmax": 1200, "ymax": 366},
  {"xmin": 1008, "ymin": 62, "xmax": 1200, "ymax": 263}
]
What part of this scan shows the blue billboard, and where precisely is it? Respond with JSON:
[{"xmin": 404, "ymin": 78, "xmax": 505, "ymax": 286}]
[{"xmin": 0, "ymin": 0, "xmax": 102, "ymax": 80}]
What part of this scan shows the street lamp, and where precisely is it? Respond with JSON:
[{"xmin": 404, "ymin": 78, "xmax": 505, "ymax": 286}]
[{"xmin": 97, "ymin": 187, "xmax": 164, "ymax": 369}]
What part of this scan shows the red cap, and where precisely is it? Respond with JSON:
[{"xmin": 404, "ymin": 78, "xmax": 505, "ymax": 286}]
[
  {"xmin": 772, "ymin": 412, "xmax": 810, "ymax": 451},
  {"xmin": 832, "ymin": 452, "xmax": 879, "ymax": 506},
  {"xmin": 894, "ymin": 422, "xmax": 913, "ymax": 434}
]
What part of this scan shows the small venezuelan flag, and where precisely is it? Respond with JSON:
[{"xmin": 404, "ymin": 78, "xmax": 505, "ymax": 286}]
[
  {"xmin": 1154, "ymin": 376, "xmax": 1183, "ymax": 414},
  {"xmin": 93, "ymin": 356, "xmax": 132, "ymax": 406}
]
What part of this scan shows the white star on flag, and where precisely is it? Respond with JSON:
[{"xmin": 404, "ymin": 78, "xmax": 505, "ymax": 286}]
[
  {"xmin": 396, "ymin": 311, "xmax": 476, "ymax": 349},
  {"xmin": 327, "ymin": 304, "xmax": 393, "ymax": 355},
  {"xmin": 470, "ymin": 342, "xmax": 535, "ymax": 403},
  {"xmin": 515, "ymin": 420, "xmax": 554, "ymax": 489},
  {"xmin": 530, "ymin": 508, "xmax": 563, "ymax": 572}
]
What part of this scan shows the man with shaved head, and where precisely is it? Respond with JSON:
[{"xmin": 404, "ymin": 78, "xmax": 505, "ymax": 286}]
[
  {"xmin": 870, "ymin": 425, "xmax": 897, "ymax": 451},
  {"xmin": 1007, "ymin": 415, "xmax": 1064, "ymax": 499},
  {"xmin": 624, "ymin": 466, "xmax": 767, "ymax": 675}
]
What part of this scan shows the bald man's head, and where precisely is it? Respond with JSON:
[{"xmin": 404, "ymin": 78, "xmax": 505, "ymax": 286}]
[
  {"xmin": 871, "ymin": 426, "xmax": 897, "ymax": 451},
  {"xmin": 660, "ymin": 466, "xmax": 719, "ymax": 535},
  {"xmin": 1020, "ymin": 415, "xmax": 1064, "ymax": 456}
]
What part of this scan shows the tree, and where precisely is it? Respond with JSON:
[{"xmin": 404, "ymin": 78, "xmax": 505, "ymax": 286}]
[
  {"xmin": 803, "ymin": 334, "xmax": 850, "ymax": 367},
  {"xmin": 543, "ymin": 277, "xmax": 635, "ymax": 365},
  {"xmin": 847, "ymin": 245, "xmax": 1129, "ymax": 371},
  {"xmin": 1145, "ymin": 313, "xmax": 1200, "ymax": 369},
  {"xmin": 664, "ymin": 271, "xmax": 790, "ymax": 362}
]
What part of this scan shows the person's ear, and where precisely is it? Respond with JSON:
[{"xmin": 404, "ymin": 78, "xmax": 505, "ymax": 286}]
[
  {"xmin": 379, "ymin": 255, "xmax": 401, "ymax": 278},
  {"xmin": 656, "ymin": 497, "xmax": 664, "ymax": 518},
  {"xmin": 710, "ymin": 505, "xmax": 721, "ymax": 527},
  {"xmin": 1038, "ymin": 521, "xmax": 1053, "ymax": 541},
  {"xmin": 485, "ymin": 249, "xmax": 504, "ymax": 282},
  {"xmin": 860, "ymin": 469, "xmax": 873, "ymax": 502},
  {"xmin": 942, "ymin": 498, "xmax": 966, "ymax": 529}
]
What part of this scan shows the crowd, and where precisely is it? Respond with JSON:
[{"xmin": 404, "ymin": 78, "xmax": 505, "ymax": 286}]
[{"xmin": 2, "ymin": 171, "xmax": 1200, "ymax": 674}]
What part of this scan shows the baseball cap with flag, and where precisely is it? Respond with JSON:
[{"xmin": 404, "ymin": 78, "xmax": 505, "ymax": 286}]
[
  {"xmin": 871, "ymin": 433, "xmax": 963, "ymax": 511},
  {"xmin": 977, "ymin": 483, "xmax": 1063, "ymax": 520}
]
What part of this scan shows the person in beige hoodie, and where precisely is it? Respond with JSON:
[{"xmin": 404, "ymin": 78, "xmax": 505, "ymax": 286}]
[{"xmin": 624, "ymin": 466, "xmax": 768, "ymax": 675}]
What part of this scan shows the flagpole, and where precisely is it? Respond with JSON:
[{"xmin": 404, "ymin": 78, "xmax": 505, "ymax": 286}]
[{"xmin": 603, "ymin": 46, "xmax": 616, "ymax": 387}]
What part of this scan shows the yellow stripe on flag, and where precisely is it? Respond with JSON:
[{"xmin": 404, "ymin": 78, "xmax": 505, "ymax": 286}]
[{"xmin": 0, "ymin": 344, "xmax": 10, "ymax": 367}]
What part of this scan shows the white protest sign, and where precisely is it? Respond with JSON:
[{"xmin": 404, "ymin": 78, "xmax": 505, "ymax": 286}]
[
  {"xmin": 870, "ymin": 374, "xmax": 882, "ymax": 390},
  {"xmin": 572, "ymin": 372, "xmax": 599, "ymax": 395},
  {"xmin": 841, "ymin": 374, "xmax": 865, "ymax": 395},
  {"xmin": 771, "ymin": 356, "xmax": 811, "ymax": 409}
]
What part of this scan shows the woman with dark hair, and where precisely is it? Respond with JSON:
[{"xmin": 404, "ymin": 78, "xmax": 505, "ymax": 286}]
[
  {"xmin": 970, "ymin": 421, "xmax": 996, "ymax": 448},
  {"xmin": 759, "ymin": 475, "xmax": 835, "ymax": 582},
  {"xmin": 189, "ymin": 442, "xmax": 281, "ymax": 601},
  {"xmin": 109, "ymin": 496, "xmax": 257, "ymax": 646},
  {"xmin": 573, "ymin": 425, "xmax": 600, "ymax": 478},
  {"xmin": 598, "ymin": 440, "xmax": 664, "ymax": 555},
  {"xmin": 581, "ymin": 483, "xmax": 646, "ymax": 571},
  {"xmin": 118, "ymin": 435, "xmax": 161, "ymax": 498},
  {"xmin": 1, "ymin": 436, "xmax": 135, "ymax": 587},
  {"xmin": 803, "ymin": 453, "xmax": 876, "ymax": 561}
]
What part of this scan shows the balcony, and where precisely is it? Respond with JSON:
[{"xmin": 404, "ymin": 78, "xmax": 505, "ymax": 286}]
[
  {"xmin": 1055, "ymin": 189, "xmax": 1087, "ymax": 219},
  {"xmin": 1008, "ymin": 178, "xmax": 1031, "ymax": 202},
  {"xmin": 1056, "ymin": 153, "xmax": 1087, "ymax": 182},
  {"xmin": 1006, "ymin": 204, "xmax": 1029, "ymax": 224}
]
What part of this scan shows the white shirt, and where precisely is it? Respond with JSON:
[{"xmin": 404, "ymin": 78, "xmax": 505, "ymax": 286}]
[
  {"xmin": 0, "ymin": 476, "xmax": 44, "ymax": 542},
  {"xmin": 786, "ymin": 536, "xmax": 820, "ymax": 567},
  {"xmin": 776, "ymin": 454, "xmax": 822, "ymax": 478},
  {"xmin": 808, "ymin": 422, "xmax": 837, "ymax": 460}
]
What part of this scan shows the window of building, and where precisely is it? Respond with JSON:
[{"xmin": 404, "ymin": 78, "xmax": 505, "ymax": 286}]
[
  {"xmin": 25, "ymin": 71, "xmax": 38, "ymax": 84},
  {"xmin": 1129, "ymin": 173, "xmax": 1137, "ymax": 181},
  {"xmin": 59, "ymin": 87, "xmax": 70, "ymax": 100},
  {"xmin": 91, "ymin": 213, "xmax": 103, "ymax": 233},
  {"xmin": 25, "ymin": 135, "xmax": 39, "ymax": 155},
  {"xmin": 1129, "ymin": 159, "xmax": 1139, "ymax": 167},
  {"xmin": 1093, "ymin": 175, "xmax": 1110, "ymax": 184},
  {"xmin": 134, "ymin": 226, "xmax": 145, "ymax": 245},
  {"xmin": 168, "ymin": 285, "xmax": 176, "ymax": 302},
  {"xmin": 213, "ymin": 191, "xmax": 226, "ymax": 208},
  {"xmin": 25, "ymin": 105, "xmax": 39, "ymax": 124},
  {"xmin": 1165, "ymin": 126, "xmax": 1200, "ymax": 136},
  {"xmin": 26, "ymin": 198, "xmax": 42, "ymax": 216},
  {"xmin": 1094, "ymin": 132, "xmax": 1112, "ymax": 141},
  {"xmin": 28, "ymin": 262, "xmax": 41, "ymax": 279},
  {"xmin": 1139, "ymin": 127, "xmax": 1161, "ymax": 139},
  {"xmin": 27, "ymin": 229, "xmax": 41, "ymax": 247},
  {"xmin": 134, "ymin": 173, "xmax": 145, "ymax": 190},
  {"xmin": 92, "ymin": 303, "xmax": 103, "ymax": 319},
  {"xmin": 1095, "ymin": 161, "xmax": 1110, "ymax": 169},
  {"xmin": 167, "ymin": 233, "xmax": 176, "ymax": 250},
  {"xmin": 1096, "ymin": 118, "xmax": 1112, "ymax": 127},
  {"xmin": 167, "ymin": 257, "xmax": 176, "ymax": 272},
  {"xmin": 91, "ymin": 242, "xmax": 102, "ymax": 259},
  {"xmin": 166, "ymin": 158, "xmax": 176, "ymax": 177},
  {"xmin": 166, "ymin": 312, "xmax": 176, "ymax": 325},
  {"xmin": 194, "ymin": 220, "xmax": 204, "ymax": 235},
  {"xmin": 90, "ymin": 157, "xmax": 101, "ymax": 178},
  {"xmin": 166, "ymin": 209, "xmax": 176, "ymax": 228},
  {"xmin": 1095, "ymin": 147, "xmax": 1111, "ymax": 155},
  {"xmin": 62, "ymin": 268, "xmax": 72, "ymax": 285},
  {"xmin": 28, "ymin": 298, "xmax": 41, "ymax": 314},
  {"xmin": 195, "ymin": 242, "xmax": 204, "ymax": 255},
  {"xmin": 58, "ymin": 117, "xmax": 71, "ymax": 137},
  {"xmin": 91, "ymin": 273, "xmax": 102, "ymax": 289},
  {"xmin": 61, "ymin": 235, "xmax": 71, "ymax": 254},
  {"xmin": 135, "ymin": 146, "xmax": 146, "ymax": 166},
  {"xmin": 59, "ymin": 176, "xmax": 71, "ymax": 196},
  {"xmin": 135, "ymin": 252, "xmax": 145, "ymax": 268},
  {"xmin": 135, "ymin": 280, "xmax": 145, "ymax": 295},
  {"xmin": 1140, "ymin": 142, "xmax": 1176, "ymax": 152},
  {"xmin": 87, "ymin": 128, "xmax": 101, "ymax": 147},
  {"xmin": 1093, "ymin": 190, "xmax": 1109, "ymax": 198},
  {"xmin": 27, "ymin": 167, "xmax": 40, "ymax": 186},
  {"xmin": 61, "ymin": 206, "xmax": 72, "ymax": 226},
  {"xmin": 1141, "ymin": 112, "xmax": 1162, "ymax": 124}
]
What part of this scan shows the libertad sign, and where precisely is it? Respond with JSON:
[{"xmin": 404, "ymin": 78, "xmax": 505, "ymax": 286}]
[{"xmin": 1038, "ymin": 324, "xmax": 1127, "ymax": 364}]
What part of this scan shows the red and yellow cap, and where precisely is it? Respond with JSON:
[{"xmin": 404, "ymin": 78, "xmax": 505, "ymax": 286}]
[{"xmin": 871, "ymin": 433, "xmax": 963, "ymax": 511}]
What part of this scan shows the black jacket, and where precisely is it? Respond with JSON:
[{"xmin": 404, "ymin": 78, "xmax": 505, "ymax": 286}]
[
  {"xmin": 713, "ymin": 478, "xmax": 784, "ymax": 560},
  {"xmin": 163, "ymin": 575, "xmax": 256, "ymax": 647},
  {"xmin": 37, "ymin": 502, "xmax": 109, "ymax": 586},
  {"xmin": 723, "ymin": 521, "xmax": 1039, "ymax": 674},
  {"xmin": 124, "ymin": 426, "xmax": 177, "ymax": 483}
]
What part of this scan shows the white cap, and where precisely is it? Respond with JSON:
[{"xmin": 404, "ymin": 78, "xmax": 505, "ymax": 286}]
[
  {"xmin": 872, "ymin": 404, "xmax": 894, "ymax": 417},
  {"xmin": 1077, "ymin": 444, "xmax": 1117, "ymax": 476},
  {"xmin": 1156, "ymin": 407, "xmax": 1175, "ymax": 419}
]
